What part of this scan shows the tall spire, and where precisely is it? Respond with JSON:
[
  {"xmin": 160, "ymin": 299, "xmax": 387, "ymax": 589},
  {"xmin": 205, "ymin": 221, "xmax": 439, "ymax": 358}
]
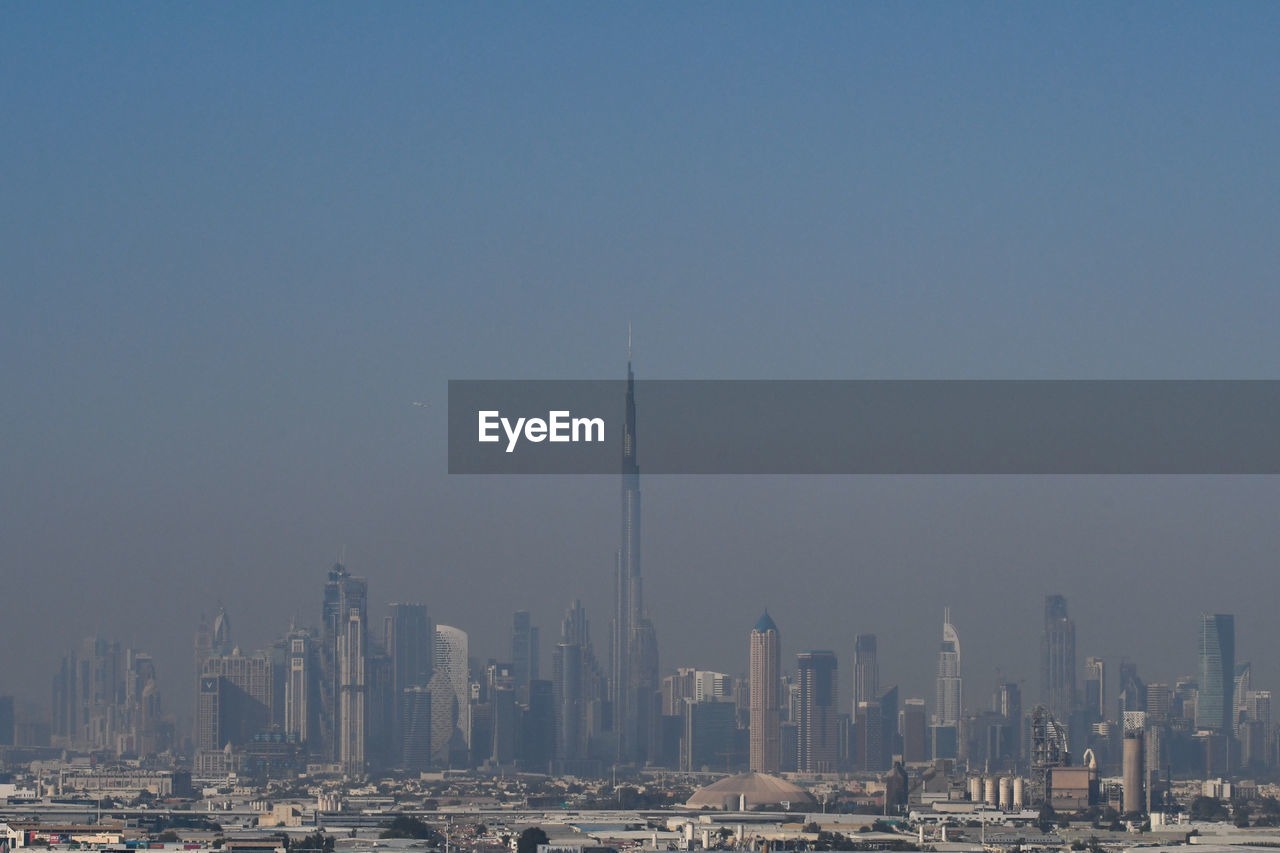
[{"xmin": 613, "ymin": 327, "xmax": 651, "ymax": 764}]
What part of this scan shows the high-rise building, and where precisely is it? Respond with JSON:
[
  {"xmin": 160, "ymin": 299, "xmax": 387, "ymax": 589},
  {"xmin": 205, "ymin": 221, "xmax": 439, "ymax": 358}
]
[
  {"xmin": 1041, "ymin": 595, "xmax": 1076, "ymax": 726},
  {"xmin": 387, "ymin": 603, "xmax": 431, "ymax": 754},
  {"xmin": 856, "ymin": 700, "xmax": 882, "ymax": 771},
  {"xmin": 1196, "ymin": 614, "xmax": 1235, "ymax": 735},
  {"xmin": 337, "ymin": 594, "xmax": 367, "ymax": 775},
  {"xmin": 1234, "ymin": 662, "xmax": 1252, "ymax": 737},
  {"xmin": 796, "ymin": 650, "xmax": 838, "ymax": 773},
  {"xmin": 611, "ymin": 336, "xmax": 658, "ymax": 764},
  {"xmin": 283, "ymin": 629, "xmax": 313, "ymax": 745},
  {"xmin": 320, "ymin": 563, "xmax": 368, "ymax": 773},
  {"xmin": 388, "ymin": 604, "xmax": 432, "ymax": 697},
  {"xmin": 196, "ymin": 650, "xmax": 273, "ymax": 753},
  {"xmin": 194, "ymin": 608, "xmax": 233, "ymax": 716},
  {"xmin": 521, "ymin": 679, "xmax": 556, "ymax": 770},
  {"xmin": 663, "ymin": 668, "xmax": 698, "ymax": 716},
  {"xmin": 399, "ymin": 686, "xmax": 432, "ymax": 772},
  {"xmin": 749, "ymin": 611, "xmax": 781, "ymax": 773},
  {"xmin": 552, "ymin": 600, "xmax": 603, "ymax": 764},
  {"xmin": 853, "ymin": 634, "xmax": 878, "ymax": 717},
  {"xmin": 934, "ymin": 609, "xmax": 962, "ymax": 726},
  {"xmin": 1146, "ymin": 682, "xmax": 1171, "ymax": 724},
  {"xmin": 681, "ymin": 699, "xmax": 737, "ymax": 772},
  {"xmin": 429, "ymin": 625, "xmax": 470, "ymax": 767},
  {"xmin": 1085, "ymin": 657, "xmax": 1105, "ymax": 720},
  {"xmin": 878, "ymin": 685, "xmax": 900, "ymax": 768},
  {"xmin": 52, "ymin": 636, "xmax": 150, "ymax": 753},
  {"xmin": 695, "ymin": 671, "xmax": 732, "ymax": 702},
  {"xmin": 900, "ymin": 698, "xmax": 927, "ymax": 763},
  {"xmin": 1118, "ymin": 661, "xmax": 1146, "ymax": 718},
  {"xmin": 511, "ymin": 610, "xmax": 540, "ymax": 699}
]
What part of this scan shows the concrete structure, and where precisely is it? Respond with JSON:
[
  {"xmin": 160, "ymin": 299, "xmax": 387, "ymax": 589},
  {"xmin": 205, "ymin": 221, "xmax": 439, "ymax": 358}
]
[
  {"xmin": 748, "ymin": 612, "xmax": 781, "ymax": 773},
  {"xmin": 1049, "ymin": 761, "xmax": 1099, "ymax": 811},
  {"xmin": 853, "ymin": 634, "xmax": 878, "ymax": 715},
  {"xmin": 796, "ymin": 650, "xmax": 838, "ymax": 773},
  {"xmin": 321, "ymin": 562, "xmax": 369, "ymax": 774},
  {"xmin": 611, "ymin": 344, "xmax": 659, "ymax": 765},
  {"xmin": 934, "ymin": 609, "xmax": 962, "ymax": 726},
  {"xmin": 1123, "ymin": 730, "xmax": 1145, "ymax": 814},
  {"xmin": 685, "ymin": 771, "xmax": 816, "ymax": 810},
  {"xmin": 1197, "ymin": 614, "xmax": 1236, "ymax": 735},
  {"xmin": 901, "ymin": 698, "xmax": 927, "ymax": 762},
  {"xmin": 430, "ymin": 625, "xmax": 470, "ymax": 766},
  {"xmin": 283, "ymin": 630, "xmax": 312, "ymax": 746},
  {"xmin": 1041, "ymin": 595, "xmax": 1077, "ymax": 728},
  {"xmin": 197, "ymin": 651, "xmax": 273, "ymax": 753}
]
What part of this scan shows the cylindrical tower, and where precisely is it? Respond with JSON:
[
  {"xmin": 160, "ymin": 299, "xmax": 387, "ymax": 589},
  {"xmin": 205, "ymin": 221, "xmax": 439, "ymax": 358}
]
[
  {"xmin": 1123, "ymin": 733, "xmax": 1145, "ymax": 815},
  {"xmin": 984, "ymin": 775, "xmax": 998, "ymax": 805},
  {"xmin": 969, "ymin": 775, "xmax": 982, "ymax": 802},
  {"xmin": 999, "ymin": 776, "xmax": 1013, "ymax": 810},
  {"xmin": 1013, "ymin": 776, "xmax": 1025, "ymax": 810}
]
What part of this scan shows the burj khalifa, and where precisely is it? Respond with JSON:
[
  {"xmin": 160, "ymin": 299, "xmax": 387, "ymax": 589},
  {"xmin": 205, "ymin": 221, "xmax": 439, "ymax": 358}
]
[{"xmin": 611, "ymin": 332, "xmax": 658, "ymax": 764}]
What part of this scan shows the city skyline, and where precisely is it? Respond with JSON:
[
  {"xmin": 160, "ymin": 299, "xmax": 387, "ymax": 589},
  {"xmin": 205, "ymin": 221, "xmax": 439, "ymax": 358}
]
[
  {"xmin": 6, "ymin": 2, "xmax": 1280, "ymax": 775},
  {"xmin": 32, "ymin": 555, "xmax": 1273, "ymax": 779}
]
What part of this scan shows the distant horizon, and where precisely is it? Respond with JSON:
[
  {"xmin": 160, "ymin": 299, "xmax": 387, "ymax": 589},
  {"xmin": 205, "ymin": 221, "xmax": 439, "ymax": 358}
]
[{"xmin": 5, "ymin": 3, "xmax": 1280, "ymax": 761}]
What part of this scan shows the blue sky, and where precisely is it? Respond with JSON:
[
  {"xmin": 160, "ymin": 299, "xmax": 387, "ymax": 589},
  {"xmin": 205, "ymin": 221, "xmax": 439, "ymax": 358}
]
[{"xmin": 3, "ymin": 3, "xmax": 1280, "ymax": 717}]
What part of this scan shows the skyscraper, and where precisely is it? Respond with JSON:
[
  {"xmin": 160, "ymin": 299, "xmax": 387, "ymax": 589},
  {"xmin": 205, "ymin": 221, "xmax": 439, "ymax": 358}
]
[
  {"xmin": 853, "ymin": 633, "xmax": 879, "ymax": 718},
  {"xmin": 511, "ymin": 610, "xmax": 540, "ymax": 700},
  {"xmin": 1084, "ymin": 656, "xmax": 1105, "ymax": 720},
  {"xmin": 53, "ymin": 636, "xmax": 129, "ymax": 752},
  {"xmin": 1234, "ymin": 662, "xmax": 1252, "ymax": 737},
  {"xmin": 900, "ymin": 698, "xmax": 927, "ymax": 763},
  {"xmin": 553, "ymin": 599, "xmax": 603, "ymax": 764},
  {"xmin": 749, "ymin": 611, "xmax": 781, "ymax": 773},
  {"xmin": 934, "ymin": 609, "xmax": 962, "ymax": 727},
  {"xmin": 387, "ymin": 603, "xmax": 432, "ymax": 699},
  {"xmin": 196, "ymin": 650, "xmax": 273, "ymax": 753},
  {"xmin": 1041, "ymin": 595, "xmax": 1077, "ymax": 726},
  {"xmin": 320, "ymin": 563, "xmax": 368, "ymax": 772},
  {"xmin": 387, "ymin": 602, "xmax": 431, "ymax": 765},
  {"xmin": 797, "ymin": 650, "xmax": 838, "ymax": 773},
  {"xmin": 399, "ymin": 686, "xmax": 432, "ymax": 772},
  {"xmin": 429, "ymin": 624, "xmax": 470, "ymax": 767},
  {"xmin": 1196, "ymin": 614, "xmax": 1235, "ymax": 735},
  {"xmin": 283, "ymin": 629, "xmax": 313, "ymax": 746},
  {"xmin": 611, "ymin": 336, "xmax": 657, "ymax": 764},
  {"xmin": 1118, "ymin": 661, "xmax": 1146, "ymax": 717}
]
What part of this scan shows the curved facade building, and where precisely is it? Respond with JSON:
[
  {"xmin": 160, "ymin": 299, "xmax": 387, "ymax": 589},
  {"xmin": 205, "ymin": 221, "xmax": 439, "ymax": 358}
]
[
  {"xmin": 934, "ymin": 608, "xmax": 962, "ymax": 726},
  {"xmin": 430, "ymin": 624, "xmax": 470, "ymax": 766}
]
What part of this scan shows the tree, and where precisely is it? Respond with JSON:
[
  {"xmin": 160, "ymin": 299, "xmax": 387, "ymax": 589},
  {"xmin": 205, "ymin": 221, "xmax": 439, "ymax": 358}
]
[
  {"xmin": 1038, "ymin": 803, "xmax": 1057, "ymax": 833},
  {"xmin": 379, "ymin": 816, "xmax": 437, "ymax": 841},
  {"xmin": 1189, "ymin": 796, "xmax": 1229, "ymax": 822},
  {"xmin": 157, "ymin": 831, "xmax": 180, "ymax": 843},
  {"xmin": 517, "ymin": 827, "xmax": 549, "ymax": 853}
]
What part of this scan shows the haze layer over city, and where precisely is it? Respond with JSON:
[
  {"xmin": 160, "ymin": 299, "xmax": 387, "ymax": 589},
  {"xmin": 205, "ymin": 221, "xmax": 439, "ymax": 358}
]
[{"xmin": 4, "ymin": 3, "xmax": 1280, "ymax": 773}]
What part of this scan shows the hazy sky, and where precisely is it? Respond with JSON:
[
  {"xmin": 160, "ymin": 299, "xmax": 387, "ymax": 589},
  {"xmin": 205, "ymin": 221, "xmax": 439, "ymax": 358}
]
[{"xmin": 4, "ymin": 4, "xmax": 1280, "ymax": 723}]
